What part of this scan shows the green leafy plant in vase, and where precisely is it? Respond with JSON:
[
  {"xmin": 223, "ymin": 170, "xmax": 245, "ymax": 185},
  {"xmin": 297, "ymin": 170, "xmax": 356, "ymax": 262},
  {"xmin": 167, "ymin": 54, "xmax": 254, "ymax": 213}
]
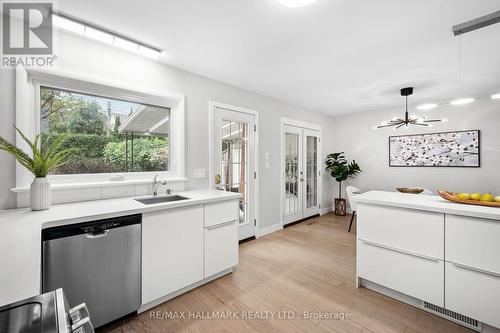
[
  {"xmin": 0, "ymin": 127, "xmax": 72, "ymax": 210},
  {"xmin": 325, "ymin": 152, "xmax": 361, "ymax": 216}
]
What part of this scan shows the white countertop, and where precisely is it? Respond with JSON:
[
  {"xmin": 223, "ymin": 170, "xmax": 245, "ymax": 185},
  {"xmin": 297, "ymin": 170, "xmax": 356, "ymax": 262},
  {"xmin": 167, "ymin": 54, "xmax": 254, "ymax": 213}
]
[
  {"xmin": 357, "ymin": 190, "xmax": 500, "ymax": 221},
  {"xmin": 0, "ymin": 189, "xmax": 241, "ymax": 229}
]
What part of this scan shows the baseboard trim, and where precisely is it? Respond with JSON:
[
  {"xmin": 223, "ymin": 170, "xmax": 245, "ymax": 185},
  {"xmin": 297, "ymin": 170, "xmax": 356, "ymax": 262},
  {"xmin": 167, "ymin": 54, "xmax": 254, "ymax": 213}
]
[
  {"xmin": 256, "ymin": 222, "xmax": 283, "ymax": 238},
  {"xmin": 320, "ymin": 206, "xmax": 332, "ymax": 215},
  {"xmin": 359, "ymin": 278, "xmax": 422, "ymax": 308},
  {"xmin": 138, "ymin": 268, "xmax": 233, "ymax": 313},
  {"xmin": 320, "ymin": 206, "xmax": 353, "ymax": 215}
]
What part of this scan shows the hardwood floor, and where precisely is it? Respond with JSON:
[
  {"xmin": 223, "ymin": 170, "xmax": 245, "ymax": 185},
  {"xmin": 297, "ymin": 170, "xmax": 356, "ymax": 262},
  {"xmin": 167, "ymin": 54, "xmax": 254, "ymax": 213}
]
[{"xmin": 100, "ymin": 213, "xmax": 472, "ymax": 333}]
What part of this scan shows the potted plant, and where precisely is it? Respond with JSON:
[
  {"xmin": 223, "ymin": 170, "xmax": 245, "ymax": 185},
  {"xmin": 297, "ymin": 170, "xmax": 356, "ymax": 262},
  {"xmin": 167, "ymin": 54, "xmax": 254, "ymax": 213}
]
[
  {"xmin": 0, "ymin": 127, "xmax": 72, "ymax": 211},
  {"xmin": 325, "ymin": 152, "xmax": 361, "ymax": 216}
]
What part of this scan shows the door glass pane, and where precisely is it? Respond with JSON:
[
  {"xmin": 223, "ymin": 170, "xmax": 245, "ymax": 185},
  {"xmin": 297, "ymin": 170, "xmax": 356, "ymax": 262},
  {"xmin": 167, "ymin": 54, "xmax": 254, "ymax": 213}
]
[
  {"xmin": 221, "ymin": 120, "xmax": 248, "ymax": 224},
  {"xmin": 306, "ymin": 136, "xmax": 318, "ymax": 208},
  {"xmin": 285, "ymin": 133, "xmax": 300, "ymax": 215}
]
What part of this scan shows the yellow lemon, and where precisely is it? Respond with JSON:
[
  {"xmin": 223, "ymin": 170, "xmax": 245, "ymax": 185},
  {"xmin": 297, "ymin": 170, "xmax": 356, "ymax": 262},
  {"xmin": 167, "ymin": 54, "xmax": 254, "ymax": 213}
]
[
  {"xmin": 480, "ymin": 193, "xmax": 494, "ymax": 202},
  {"xmin": 470, "ymin": 193, "xmax": 481, "ymax": 201},
  {"xmin": 457, "ymin": 193, "xmax": 471, "ymax": 200}
]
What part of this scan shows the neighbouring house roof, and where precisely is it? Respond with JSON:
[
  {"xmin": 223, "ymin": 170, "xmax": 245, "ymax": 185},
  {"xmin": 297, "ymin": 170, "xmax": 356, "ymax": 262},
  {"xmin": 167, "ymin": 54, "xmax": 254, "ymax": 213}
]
[{"xmin": 118, "ymin": 105, "xmax": 170, "ymax": 136}]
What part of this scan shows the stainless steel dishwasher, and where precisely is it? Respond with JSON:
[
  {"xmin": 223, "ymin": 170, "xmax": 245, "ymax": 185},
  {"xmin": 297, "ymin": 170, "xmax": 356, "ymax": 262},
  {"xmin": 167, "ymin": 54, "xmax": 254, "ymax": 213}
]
[{"xmin": 42, "ymin": 214, "xmax": 141, "ymax": 328}]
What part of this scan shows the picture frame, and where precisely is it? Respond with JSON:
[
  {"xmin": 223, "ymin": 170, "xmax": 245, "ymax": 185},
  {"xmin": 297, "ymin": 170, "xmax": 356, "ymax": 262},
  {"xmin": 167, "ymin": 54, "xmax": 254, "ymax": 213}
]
[{"xmin": 389, "ymin": 130, "xmax": 480, "ymax": 167}]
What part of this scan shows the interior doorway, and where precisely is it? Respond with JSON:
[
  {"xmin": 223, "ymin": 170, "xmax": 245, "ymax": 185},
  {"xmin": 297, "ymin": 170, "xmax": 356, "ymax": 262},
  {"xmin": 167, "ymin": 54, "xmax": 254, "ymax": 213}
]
[
  {"xmin": 209, "ymin": 102, "xmax": 259, "ymax": 240},
  {"xmin": 281, "ymin": 118, "xmax": 322, "ymax": 226}
]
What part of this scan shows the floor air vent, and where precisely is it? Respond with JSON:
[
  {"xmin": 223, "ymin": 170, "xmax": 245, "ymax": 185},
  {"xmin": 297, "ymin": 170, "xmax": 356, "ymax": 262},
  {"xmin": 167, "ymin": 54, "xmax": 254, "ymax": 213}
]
[{"xmin": 422, "ymin": 302, "xmax": 481, "ymax": 331}]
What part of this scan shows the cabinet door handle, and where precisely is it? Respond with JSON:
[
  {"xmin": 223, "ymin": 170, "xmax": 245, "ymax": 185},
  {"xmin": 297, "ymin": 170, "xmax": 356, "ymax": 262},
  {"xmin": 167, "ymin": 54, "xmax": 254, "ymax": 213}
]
[
  {"xmin": 360, "ymin": 239, "xmax": 440, "ymax": 262},
  {"xmin": 452, "ymin": 263, "xmax": 500, "ymax": 279},
  {"xmin": 207, "ymin": 220, "xmax": 236, "ymax": 230}
]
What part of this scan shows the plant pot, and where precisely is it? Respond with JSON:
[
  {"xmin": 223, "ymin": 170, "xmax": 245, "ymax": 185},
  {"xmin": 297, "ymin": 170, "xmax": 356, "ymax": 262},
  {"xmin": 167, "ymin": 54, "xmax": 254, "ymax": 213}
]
[
  {"xmin": 30, "ymin": 177, "xmax": 51, "ymax": 211},
  {"xmin": 334, "ymin": 198, "xmax": 346, "ymax": 216}
]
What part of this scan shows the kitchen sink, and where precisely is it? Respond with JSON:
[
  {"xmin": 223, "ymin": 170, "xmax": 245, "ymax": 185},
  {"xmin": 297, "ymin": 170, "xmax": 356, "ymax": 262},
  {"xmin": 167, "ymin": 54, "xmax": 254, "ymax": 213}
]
[{"xmin": 135, "ymin": 195, "xmax": 189, "ymax": 205}]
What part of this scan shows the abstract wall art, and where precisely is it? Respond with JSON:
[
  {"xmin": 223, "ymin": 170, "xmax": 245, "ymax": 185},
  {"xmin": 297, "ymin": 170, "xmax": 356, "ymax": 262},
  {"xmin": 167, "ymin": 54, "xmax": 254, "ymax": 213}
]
[{"xmin": 389, "ymin": 130, "xmax": 480, "ymax": 167}]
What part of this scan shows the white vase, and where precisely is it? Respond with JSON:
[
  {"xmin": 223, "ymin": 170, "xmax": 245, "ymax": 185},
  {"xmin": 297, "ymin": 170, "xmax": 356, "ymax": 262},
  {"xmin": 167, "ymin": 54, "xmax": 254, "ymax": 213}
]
[{"xmin": 30, "ymin": 177, "xmax": 51, "ymax": 211}]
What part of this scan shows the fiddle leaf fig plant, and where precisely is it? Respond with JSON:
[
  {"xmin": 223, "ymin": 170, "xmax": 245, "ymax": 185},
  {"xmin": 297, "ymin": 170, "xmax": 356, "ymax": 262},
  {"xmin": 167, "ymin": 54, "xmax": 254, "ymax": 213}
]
[
  {"xmin": 0, "ymin": 126, "xmax": 72, "ymax": 178},
  {"xmin": 325, "ymin": 152, "xmax": 362, "ymax": 198}
]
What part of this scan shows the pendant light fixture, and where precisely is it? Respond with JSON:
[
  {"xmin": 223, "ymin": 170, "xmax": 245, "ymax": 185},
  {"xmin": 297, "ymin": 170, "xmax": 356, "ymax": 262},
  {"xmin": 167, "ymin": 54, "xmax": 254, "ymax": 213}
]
[
  {"xmin": 374, "ymin": 87, "xmax": 447, "ymax": 130},
  {"xmin": 450, "ymin": 35, "xmax": 474, "ymax": 106}
]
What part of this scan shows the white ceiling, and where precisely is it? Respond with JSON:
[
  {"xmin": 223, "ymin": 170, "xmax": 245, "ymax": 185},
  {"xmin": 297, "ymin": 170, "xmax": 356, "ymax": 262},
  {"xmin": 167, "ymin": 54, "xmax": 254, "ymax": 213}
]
[{"xmin": 56, "ymin": 0, "xmax": 500, "ymax": 116}]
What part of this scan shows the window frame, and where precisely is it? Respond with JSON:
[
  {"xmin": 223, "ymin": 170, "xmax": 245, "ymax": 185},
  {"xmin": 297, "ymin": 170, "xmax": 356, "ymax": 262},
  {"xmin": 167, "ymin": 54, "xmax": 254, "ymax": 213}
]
[{"xmin": 14, "ymin": 66, "xmax": 186, "ymax": 190}]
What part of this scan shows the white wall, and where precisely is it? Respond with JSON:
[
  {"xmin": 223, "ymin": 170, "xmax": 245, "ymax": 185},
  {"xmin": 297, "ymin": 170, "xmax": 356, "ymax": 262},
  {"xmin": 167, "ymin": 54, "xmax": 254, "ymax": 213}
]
[
  {"xmin": 0, "ymin": 69, "xmax": 16, "ymax": 210},
  {"xmin": 330, "ymin": 98, "xmax": 500, "ymax": 199},
  {"xmin": 0, "ymin": 31, "xmax": 336, "ymax": 228}
]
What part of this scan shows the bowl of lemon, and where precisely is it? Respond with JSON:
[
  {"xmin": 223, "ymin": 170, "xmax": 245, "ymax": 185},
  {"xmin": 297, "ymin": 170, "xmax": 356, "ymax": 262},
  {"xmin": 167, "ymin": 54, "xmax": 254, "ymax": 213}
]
[{"xmin": 438, "ymin": 190, "xmax": 500, "ymax": 207}]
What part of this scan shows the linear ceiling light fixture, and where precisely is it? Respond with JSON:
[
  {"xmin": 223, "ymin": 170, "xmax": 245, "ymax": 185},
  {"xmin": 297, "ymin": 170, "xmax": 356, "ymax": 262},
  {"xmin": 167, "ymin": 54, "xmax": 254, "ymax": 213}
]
[
  {"xmin": 492, "ymin": 93, "xmax": 500, "ymax": 100},
  {"xmin": 373, "ymin": 87, "xmax": 447, "ymax": 130},
  {"xmin": 416, "ymin": 103, "xmax": 438, "ymax": 111},
  {"xmin": 450, "ymin": 98, "xmax": 474, "ymax": 106},
  {"xmin": 52, "ymin": 13, "xmax": 161, "ymax": 59}
]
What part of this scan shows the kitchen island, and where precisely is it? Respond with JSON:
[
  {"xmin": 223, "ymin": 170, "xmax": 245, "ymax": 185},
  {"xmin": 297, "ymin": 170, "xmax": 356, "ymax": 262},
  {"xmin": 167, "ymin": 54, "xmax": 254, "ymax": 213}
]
[{"xmin": 356, "ymin": 191, "xmax": 500, "ymax": 332}]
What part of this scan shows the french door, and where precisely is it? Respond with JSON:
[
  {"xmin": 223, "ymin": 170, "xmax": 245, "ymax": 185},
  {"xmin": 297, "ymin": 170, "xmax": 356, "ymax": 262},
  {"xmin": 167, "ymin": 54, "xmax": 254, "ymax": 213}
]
[
  {"xmin": 283, "ymin": 125, "xmax": 320, "ymax": 225},
  {"xmin": 212, "ymin": 106, "xmax": 256, "ymax": 240}
]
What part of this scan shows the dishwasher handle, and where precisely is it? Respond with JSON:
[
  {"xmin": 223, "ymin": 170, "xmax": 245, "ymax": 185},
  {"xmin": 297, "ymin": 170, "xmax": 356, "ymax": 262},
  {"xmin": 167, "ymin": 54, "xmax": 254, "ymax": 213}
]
[{"xmin": 85, "ymin": 230, "xmax": 110, "ymax": 239}]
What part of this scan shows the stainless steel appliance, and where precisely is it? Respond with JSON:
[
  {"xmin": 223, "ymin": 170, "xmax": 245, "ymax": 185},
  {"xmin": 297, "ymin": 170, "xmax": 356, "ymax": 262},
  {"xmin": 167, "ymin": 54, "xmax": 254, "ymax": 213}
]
[
  {"xmin": 42, "ymin": 214, "xmax": 141, "ymax": 328},
  {"xmin": 0, "ymin": 288, "xmax": 94, "ymax": 333}
]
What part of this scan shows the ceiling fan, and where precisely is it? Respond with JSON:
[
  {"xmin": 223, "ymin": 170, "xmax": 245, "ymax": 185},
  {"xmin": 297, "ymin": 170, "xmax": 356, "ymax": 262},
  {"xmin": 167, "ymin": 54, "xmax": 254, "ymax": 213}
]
[{"xmin": 374, "ymin": 87, "xmax": 447, "ymax": 130}]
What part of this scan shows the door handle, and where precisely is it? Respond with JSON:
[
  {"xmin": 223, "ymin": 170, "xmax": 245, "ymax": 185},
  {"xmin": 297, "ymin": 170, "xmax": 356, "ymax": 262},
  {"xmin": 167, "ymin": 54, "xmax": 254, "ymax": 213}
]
[
  {"xmin": 360, "ymin": 239, "xmax": 440, "ymax": 262},
  {"xmin": 452, "ymin": 263, "xmax": 500, "ymax": 279},
  {"xmin": 85, "ymin": 230, "xmax": 110, "ymax": 239}
]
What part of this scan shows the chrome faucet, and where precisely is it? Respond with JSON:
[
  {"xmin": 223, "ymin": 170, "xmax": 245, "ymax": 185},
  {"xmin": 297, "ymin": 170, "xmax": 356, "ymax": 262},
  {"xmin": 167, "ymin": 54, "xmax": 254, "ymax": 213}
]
[
  {"xmin": 152, "ymin": 175, "xmax": 160, "ymax": 196},
  {"xmin": 152, "ymin": 175, "xmax": 168, "ymax": 196}
]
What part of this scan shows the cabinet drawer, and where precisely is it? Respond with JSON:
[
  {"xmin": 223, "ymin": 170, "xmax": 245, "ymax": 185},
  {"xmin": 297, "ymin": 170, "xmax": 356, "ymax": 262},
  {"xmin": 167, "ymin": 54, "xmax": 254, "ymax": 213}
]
[
  {"xmin": 358, "ymin": 240, "xmax": 444, "ymax": 306},
  {"xmin": 445, "ymin": 262, "xmax": 500, "ymax": 328},
  {"xmin": 357, "ymin": 204, "xmax": 444, "ymax": 259},
  {"xmin": 205, "ymin": 220, "xmax": 238, "ymax": 278},
  {"xmin": 204, "ymin": 199, "xmax": 239, "ymax": 227},
  {"xmin": 446, "ymin": 214, "xmax": 500, "ymax": 274}
]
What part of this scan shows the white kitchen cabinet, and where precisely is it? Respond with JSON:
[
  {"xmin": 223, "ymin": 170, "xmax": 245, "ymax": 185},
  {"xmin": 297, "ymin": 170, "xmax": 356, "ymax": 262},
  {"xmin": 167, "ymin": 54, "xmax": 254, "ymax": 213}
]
[
  {"xmin": 204, "ymin": 220, "xmax": 238, "ymax": 278},
  {"xmin": 357, "ymin": 240, "xmax": 444, "ymax": 306},
  {"xmin": 446, "ymin": 214, "xmax": 500, "ymax": 275},
  {"xmin": 142, "ymin": 205, "xmax": 204, "ymax": 305},
  {"xmin": 357, "ymin": 203, "xmax": 444, "ymax": 259},
  {"xmin": 445, "ymin": 262, "xmax": 500, "ymax": 328}
]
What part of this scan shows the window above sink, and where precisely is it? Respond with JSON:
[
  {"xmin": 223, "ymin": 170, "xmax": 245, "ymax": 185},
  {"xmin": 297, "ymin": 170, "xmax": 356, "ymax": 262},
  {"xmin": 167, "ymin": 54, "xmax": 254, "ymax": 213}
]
[
  {"xmin": 12, "ymin": 67, "xmax": 186, "ymax": 206},
  {"xmin": 40, "ymin": 86, "xmax": 171, "ymax": 175}
]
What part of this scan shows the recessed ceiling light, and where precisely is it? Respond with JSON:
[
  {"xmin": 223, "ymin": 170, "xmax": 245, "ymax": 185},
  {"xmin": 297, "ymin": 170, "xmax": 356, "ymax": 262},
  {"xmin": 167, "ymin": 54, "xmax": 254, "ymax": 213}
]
[
  {"xmin": 416, "ymin": 103, "xmax": 437, "ymax": 110},
  {"xmin": 450, "ymin": 98, "xmax": 474, "ymax": 106},
  {"xmin": 278, "ymin": 0, "xmax": 317, "ymax": 8},
  {"xmin": 492, "ymin": 93, "xmax": 500, "ymax": 100},
  {"xmin": 52, "ymin": 15, "xmax": 84, "ymax": 35}
]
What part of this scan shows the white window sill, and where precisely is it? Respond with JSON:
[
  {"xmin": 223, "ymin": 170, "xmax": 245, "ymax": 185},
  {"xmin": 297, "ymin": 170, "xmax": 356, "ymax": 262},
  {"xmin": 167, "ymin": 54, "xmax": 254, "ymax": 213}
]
[{"xmin": 11, "ymin": 178, "xmax": 187, "ymax": 193}]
